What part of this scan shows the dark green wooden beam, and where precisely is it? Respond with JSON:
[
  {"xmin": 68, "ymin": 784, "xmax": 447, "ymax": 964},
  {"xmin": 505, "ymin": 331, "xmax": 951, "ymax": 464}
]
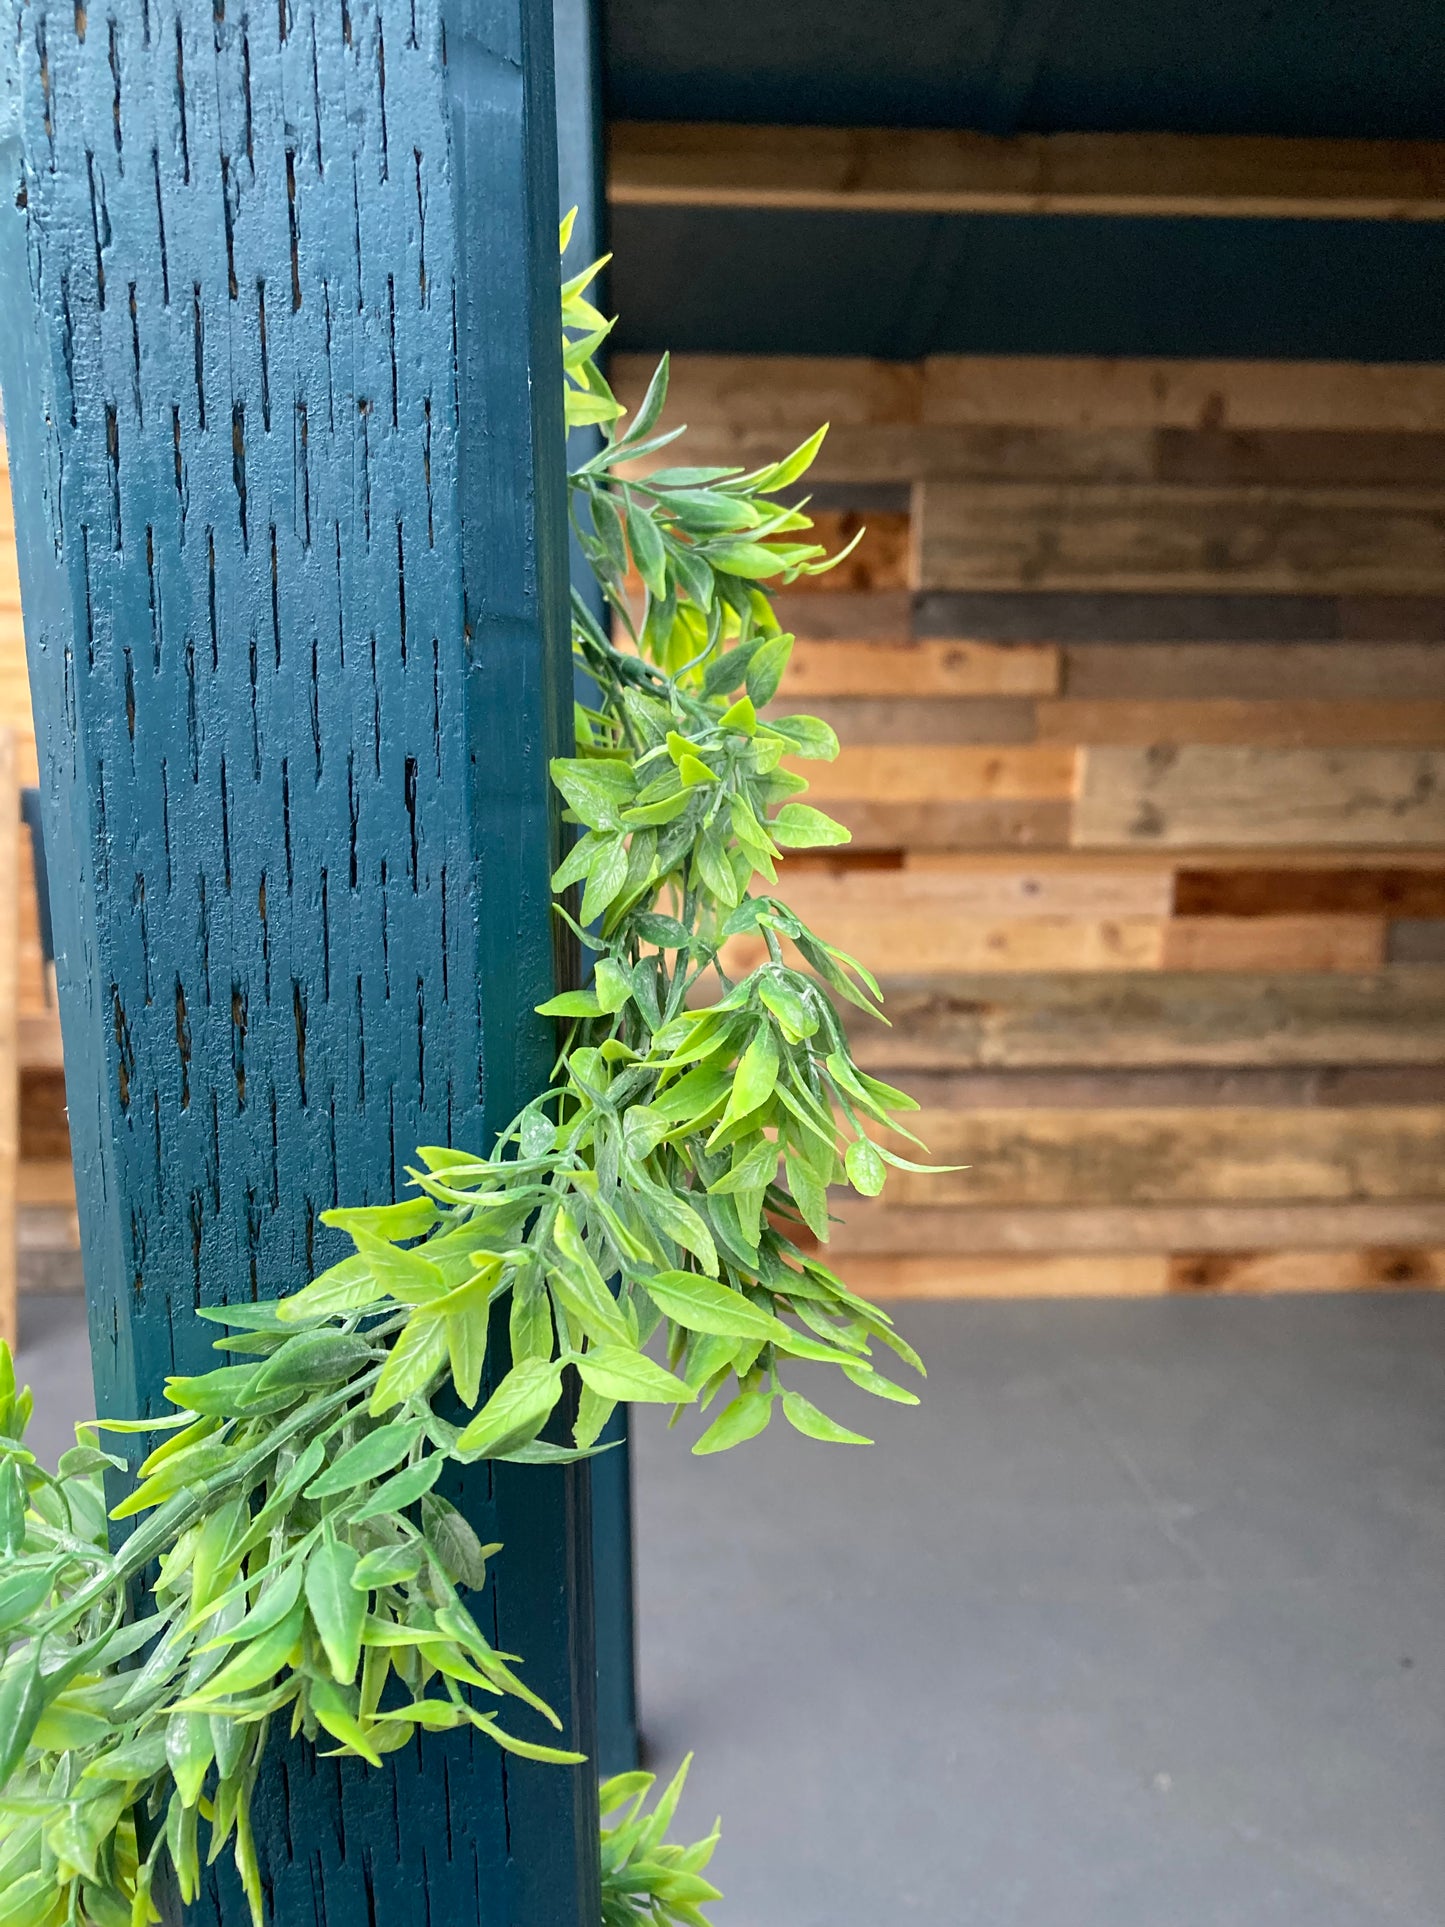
[{"xmin": 0, "ymin": 0, "xmax": 599, "ymax": 1919}]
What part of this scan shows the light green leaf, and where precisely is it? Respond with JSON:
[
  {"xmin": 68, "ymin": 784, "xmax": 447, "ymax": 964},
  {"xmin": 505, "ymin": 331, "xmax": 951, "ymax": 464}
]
[
  {"xmin": 454, "ymin": 1359, "xmax": 563, "ymax": 1459},
  {"xmin": 575, "ymin": 1346, "xmax": 694, "ymax": 1405},
  {"xmin": 844, "ymin": 1137, "xmax": 887, "ymax": 1197},
  {"xmin": 781, "ymin": 1390, "xmax": 872, "ymax": 1446},
  {"xmin": 692, "ymin": 1390, "xmax": 773, "ymax": 1456},
  {"xmin": 351, "ymin": 1543, "xmax": 425, "ymax": 1591},
  {"xmin": 641, "ymin": 1271, "xmax": 784, "ymax": 1341},
  {"xmin": 769, "ymin": 803, "xmax": 850, "ymax": 849},
  {"xmin": 305, "ymin": 1418, "xmax": 424, "ymax": 1498},
  {"xmin": 305, "ymin": 1535, "xmax": 367, "ymax": 1684}
]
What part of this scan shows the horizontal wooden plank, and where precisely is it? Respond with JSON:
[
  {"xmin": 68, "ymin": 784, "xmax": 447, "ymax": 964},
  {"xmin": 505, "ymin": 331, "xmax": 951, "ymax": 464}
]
[
  {"xmin": 807, "ymin": 744, "xmax": 1075, "ymax": 804},
  {"xmin": 870, "ymin": 1065, "xmax": 1445, "ymax": 1110},
  {"xmin": 724, "ymin": 916, "xmax": 1164, "ymax": 978},
  {"xmin": 614, "ymin": 354, "xmax": 1445, "ymax": 441},
  {"xmin": 1075, "ymin": 746, "xmax": 1445, "ymax": 848},
  {"xmin": 1160, "ymin": 916, "xmax": 1385, "ymax": 972},
  {"xmin": 844, "ymin": 970, "xmax": 1445, "ymax": 1070},
  {"xmin": 610, "ymin": 123, "xmax": 1445, "ymax": 223},
  {"xmin": 841, "ymin": 1249, "xmax": 1445, "ymax": 1298},
  {"xmin": 921, "ymin": 357, "xmax": 1445, "ymax": 434},
  {"xmin": 1036, "ymin": 699, "xmax": 1445, "ymax": 748},
  {"xmin": 771, "ymin": 697, "xmax": 1039, "ymax": 745},
  {"xmin": 828, "ymin": 799, "xmax": 1072, "ymax": 850},
  {"xmin": 841, "ymin": 1254, "xmax": 1170, "ymax": 1298},
  {"xmin": 779, "ymin": 640, "xmax": 1059, "ymax": 700},
  {"xmin": 18, "ymin": 1159, "xmax": 76, "ymax": 1208},
  {"xmin": 1166, "ymin": 1249, "xmax": 1445, "ymax": 1292},
  {"xmin": 917, "ymin": 481, "xmax": 1445, "ymax": 596},
  {"xmin": 1154, "ymin": 428, "xmax": 1445, "ymax": 489},
  {"xmin": 770, "ymin": 591, "xmax": 912, "ymax": 641},
  {"xmin": 922, "ymin": 589, "xmax": 1445, "ymax": 644},
  {"xmin": 780, "ymin": 858, "xmax": 1175, "ymax": 920},
  {"xmin": 1387, "ymin": 919, "xmax": 1445, "ymax": 964},
  {"xmin": 1174, "ymin": 865, "xmax": 1445, "ymax": 917},
  {"xmin": 1061, "ymin": 641, "xmax": 1445, "ymax": 701},
  {"xmin": 826, "ymin": 1200, "xmax": 1445, "ymax": 1256},
  {"xmin": 889, "ymin": 1105, "xmax": 1445, "ymax": 1205}
]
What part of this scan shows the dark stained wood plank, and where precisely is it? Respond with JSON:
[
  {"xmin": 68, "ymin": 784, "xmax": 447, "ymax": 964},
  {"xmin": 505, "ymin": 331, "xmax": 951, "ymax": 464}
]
[
  {"xmin": 1174, "ymin": 865, "xmax": 1445, "ymax": 917},
  {"xmin": 1154, "ymin": 428, "xmax": 1445, "ymax": 488},
  {"xmin": 878, "ymin": 1065, "xmax": 1445, "ymax": 1110}
]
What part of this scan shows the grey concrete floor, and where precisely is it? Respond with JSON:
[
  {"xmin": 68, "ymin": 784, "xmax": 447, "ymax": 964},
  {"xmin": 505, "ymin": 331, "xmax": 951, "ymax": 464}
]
[
  {"xmin": 632, "ymin": 1296, "xmax": 1445, "ymax": 1927},
  {"xmin": 13, "ymin": 1290, "xmax": 1445, "ymax": 1925}
]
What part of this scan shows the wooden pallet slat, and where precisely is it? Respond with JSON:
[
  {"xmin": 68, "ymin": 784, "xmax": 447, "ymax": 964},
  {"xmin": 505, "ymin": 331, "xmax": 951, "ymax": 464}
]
[
  {"xmin": 1075, "ymin": 745, "xmax": 1445, "ymax": 847},
  {"xmin": 917, "ymin": 481, "xmax": 1445, "ymax": 596},
  {"xmin": 893, "ymin": 1105, "xmax": 1445, "ymax": 1206},
  {"xmin": 780, "ymin": 639, "xmax": 1059, "ymax": 698},
  {"xmin": 846, "ymin": 970, "xmax": 1445, "ymax": 1070},
  {"xmin": 1037, "ymin": 698, "xmax": 1445, "ymax": 748}
]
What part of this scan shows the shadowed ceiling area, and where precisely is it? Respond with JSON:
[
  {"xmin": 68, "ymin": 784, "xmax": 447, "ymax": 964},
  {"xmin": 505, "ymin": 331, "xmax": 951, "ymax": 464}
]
[{"xmin": 600, "ymin": 0, "xmax": 1445, "ymax": 361}]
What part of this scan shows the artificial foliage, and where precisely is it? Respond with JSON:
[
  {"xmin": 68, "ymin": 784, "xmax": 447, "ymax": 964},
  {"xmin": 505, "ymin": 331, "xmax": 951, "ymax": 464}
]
[{"xmin": 0, "ymin": 224, "xmax": 932, "ymax": 1927}]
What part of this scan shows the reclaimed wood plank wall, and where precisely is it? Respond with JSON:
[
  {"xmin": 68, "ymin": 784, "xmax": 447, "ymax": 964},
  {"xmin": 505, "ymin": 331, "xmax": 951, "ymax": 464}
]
[{"xmin": 616, "ymin": 351, "xmax": 1445, "ymax": 1296}]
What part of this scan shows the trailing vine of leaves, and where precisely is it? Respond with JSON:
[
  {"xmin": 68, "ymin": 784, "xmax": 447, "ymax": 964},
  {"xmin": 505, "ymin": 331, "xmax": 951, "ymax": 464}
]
[{"xmin": 0, "ymin": 221, "xmax": 932, "ymax": 1927}]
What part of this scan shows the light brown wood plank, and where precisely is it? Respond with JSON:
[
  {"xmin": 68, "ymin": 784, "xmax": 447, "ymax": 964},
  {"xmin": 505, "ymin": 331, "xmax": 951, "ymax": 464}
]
[
  {"xmin": 780, "ymin": 640, "xmax": 1060, "ymax": 700},
  {"xmin": 782, "ymin": 858, "xmax": 1175, "ymax": 920},
  {"xmin": 1037, "ymin": 698, "xmax": 1445, "ymax": 748},
  {"xmin": 1061, "ymin": 641, "xmax": 1445, "ymax": 701},
  {"xmin": 724, "ymin": 915, "xmax": 1164, "ymax": 978},
  {"xmin": 842, "ymin": 1248, "xmax": 1445, "ymax": 1298},
  {"xmin": 891, "ymin": 1105, "xmax": 1445, "ymax": 1206},
  {"xmin": 613, "ymin": 353, "xmax": 1445, "ymax": 440},
  {"xmin": 917, "ymin": 481, "xmax": 1445, "ymax": 596},
  {"xmin": 610, "ymin": 123, "xmax": 1445, "ymax": 222},
  {"xmin": 807, "ymin": 744, "xmax": 1075, "ymax": 804},
  {"xmin": 828, "ymin": 1199, "xmax": 1445, "ymax": 1256},
  {"xmin": 839, "ymin": 1254, "xmax": 1169, "ymax": 1299},
  {"xmin": 845, "ymin": 969, "xmax": 1445, "ymax": 1070},
  {"xmin": 786, "ymin": 511, "xmax": 910, "ymax": 595},
  {"xmin": 829, "ymin": 799, "xmax": 1073, "ymax": 850},
  {"xmin": 865, "ymin": 1064, "xmax": 1445, "ymax": 1111},
  {"xmin": 1174, "ymin": 865, "xmax": 1445, "ymax": 918},
  {"xmin": 1160, "ymin": 916, "xmax": 1386, "ymax": 972},
  {"xmin": 1075, "ymin": 746, "xmax": 1445, "ymax": 848}
]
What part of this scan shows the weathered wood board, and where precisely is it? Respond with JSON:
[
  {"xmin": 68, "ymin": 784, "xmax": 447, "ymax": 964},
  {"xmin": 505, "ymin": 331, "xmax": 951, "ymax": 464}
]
[
  {"xmin": 780, "ymin": 639, "xmax": 1059, "ymax": 698},
  {"xmin": 916, "ymin": 482, "xmax": 1445, "ymax": 596},
  {"xmin": 1075, "ymin": 746, "xmax": 1445, "ymax": 847},
  {"xmin": 890, "ymin": 1106, "xmax": 1445, "ymax": 1205},
  {"xmin": 844, "ymin": 970, "xmax": 1445, "ymax": 1069}
]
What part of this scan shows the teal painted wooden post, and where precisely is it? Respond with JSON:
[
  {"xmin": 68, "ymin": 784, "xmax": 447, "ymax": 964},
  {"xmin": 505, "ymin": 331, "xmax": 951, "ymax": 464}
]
[
  {"xmin": 0, "ymin": 2, "xmax": 601, "ymax": 1921},
  {"xmin": 553, "ymin": 0, "xmax": 641, "ymax": 1779}
]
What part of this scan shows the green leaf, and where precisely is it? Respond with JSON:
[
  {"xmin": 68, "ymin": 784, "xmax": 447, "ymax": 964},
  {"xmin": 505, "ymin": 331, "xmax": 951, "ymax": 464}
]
[
  {"xmin": 454, "ymin": 1359, "xmax": 564, "ymax": 1459},
  {"xmin": 766, "ymin": 712, "xmax": 839, "ymax": 760},
  {"xmin": 769, "ymin": 803, "xmax": 850, "ymax": 849},
  {"xmin": 470, "ymin": 1716, "xmax": 586, "ymax": 1765},
  {"xmin": 745, "ymin": 633, "xmax": 794, "ymax": 704},
  {"xmin": 277, "ymin": 1254, "xmax": 385, "ymax": 1322},
  {"xmin": 165, "ymin": 1711, "xmax": 215, "ymax": 1809},
  {"xmin": 842, "ymin": 1360, "xmax": 920, "ymax": 1405},
  {"xmin": 368, "ymin": 1310, "xmax": 450, "ymax": 1416},
  {"xmin": 250, "ymin": 1330, "xmax": 376, "ymax": 1399},
  {"xmin": 535, "ymin": 989, "xmax": 603, "ymax": 1019},
  {"xmin": 720, "ymin": 1025, "xmax": 780, "ymax": 1127},
  {"xmin": 309, "ymin": 1675, "xmax": 384, "ymax": 1767},
  {"xmin": 641, "ymin": 1270, "xmax": 784, "ymax": 1341},
  {"xmin": 627, "ymin": 499, "xmax": 668, "ymax": 599},
  {"xmin": 575, "ymin": 1346, "xmax": 695, "ymax": 1405},
  {"xmin": 692, "ymin": 1390, "xmax": 773, "ymax": 1456},
  {"xmin": 580, "ymin": 835, "xmax": 631, "ymax": 923},
  {"xmin": 305, "ymin": 1418, "xmax": 425, "ymax": 1498},
  {"xmin": 183, "ymin": 1602, "xmax": 305, "ymax": 1702},
  {"xmin": 321, "ymin": 1197, "xmax": 438, "ymax": 1242},
  {"xmin": 346, "ymin": 1226, "xmax": 447, "ymax": 1306},
  {"xmin": 0, "ymin": 1565, "xmax": 55, "ymax": 1637},
  {"xmin": 351, "ymin": 1453, "xmax": 444, "ymax": 1521},
  {"xmin": 351, "ymin": 1542, "xmax": 425, "ymax": 1591},
  {"xmin": 781, "ymin": 1390, "xmax": 872, "ymax": 1445},
  {"xmin": 844, "ymin": 1137, "xmax": 887, "ymax": 1197},
  {"xmin": 421, "ymin": 1494, "xmax": 495, "ymax": 1592},
  {"xmin": 305, "ymin": 1535, "xmax": 367, "ymax": 1684}
]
